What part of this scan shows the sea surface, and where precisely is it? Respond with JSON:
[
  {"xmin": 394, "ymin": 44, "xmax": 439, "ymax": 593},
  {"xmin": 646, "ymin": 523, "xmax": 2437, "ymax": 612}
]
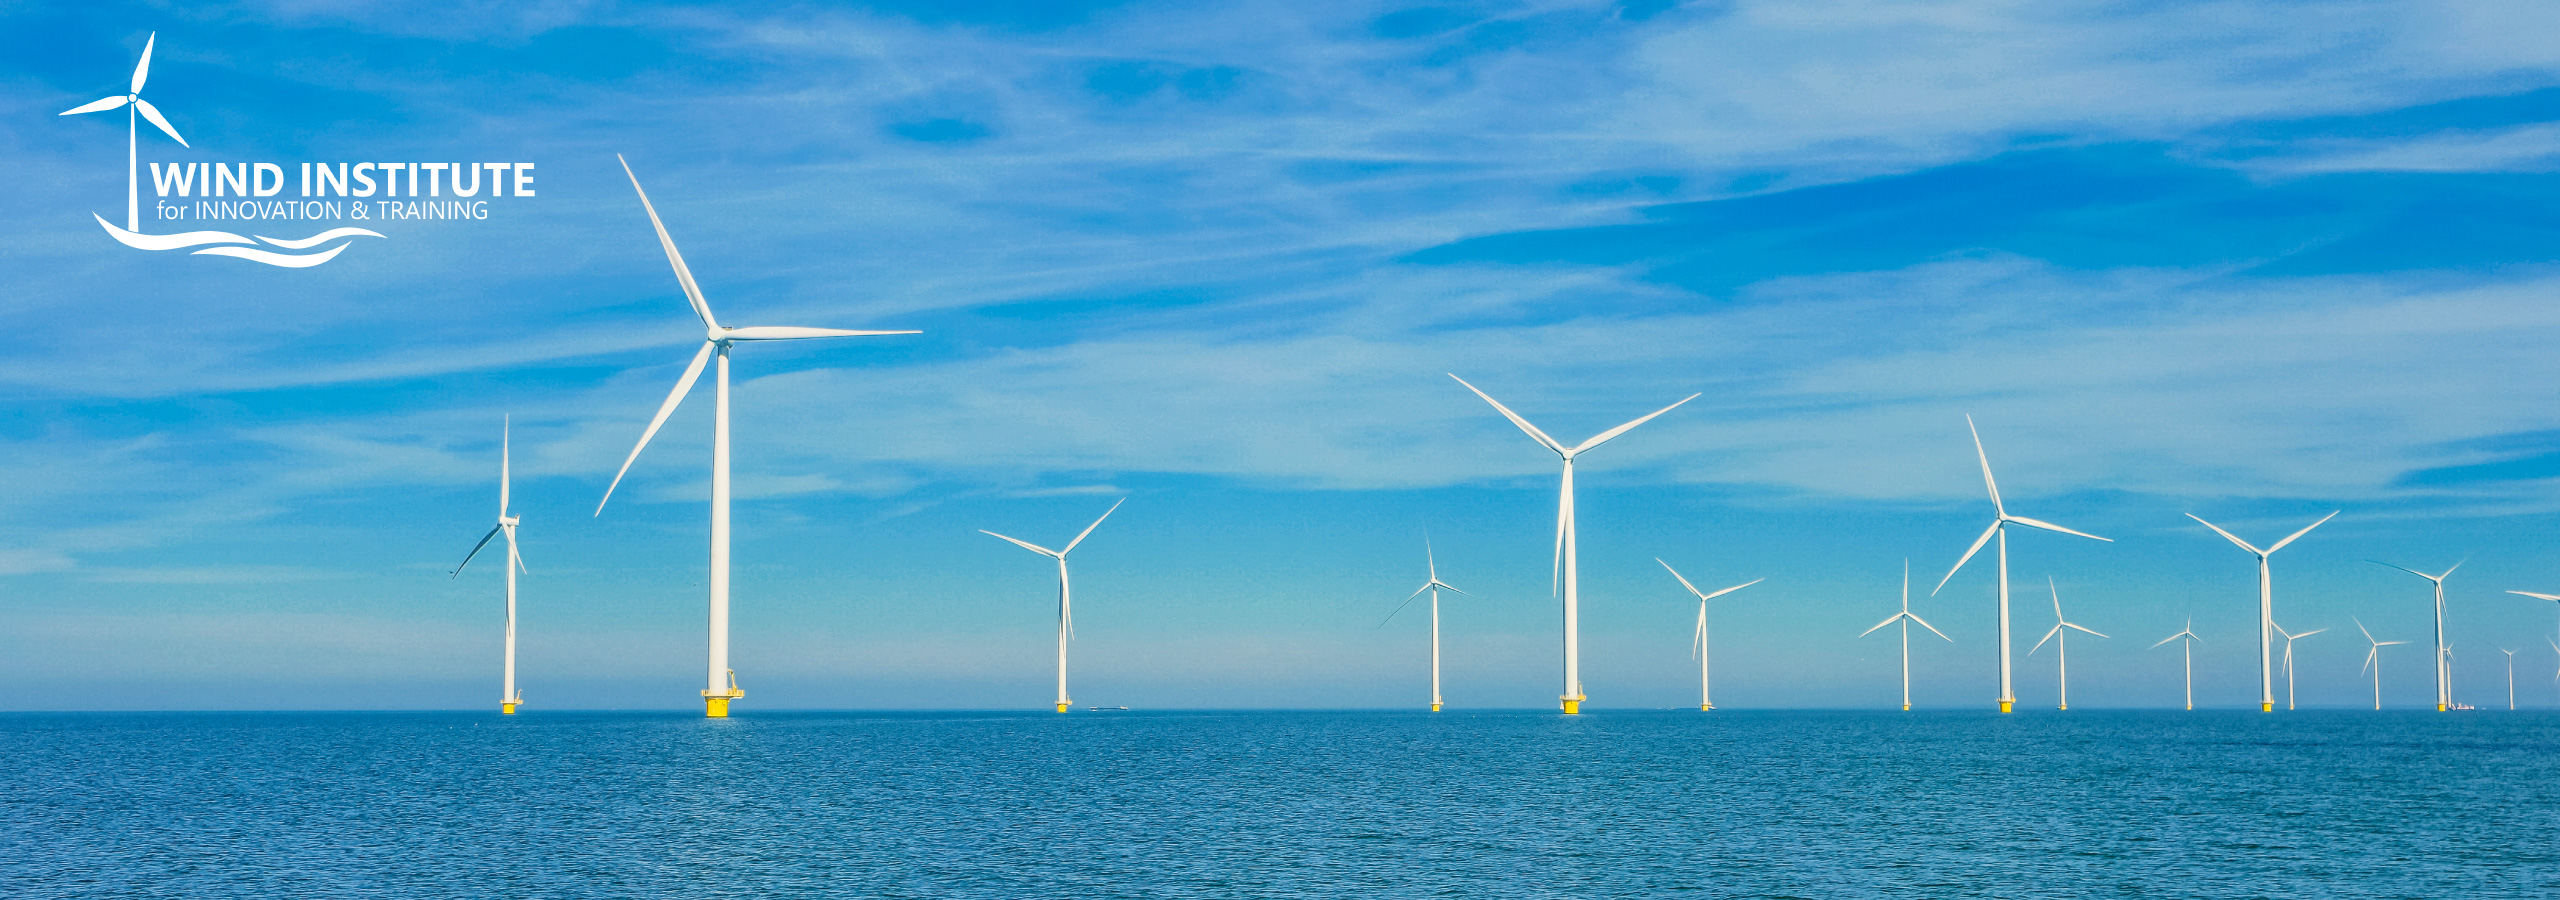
[{"xmin": 5, "ymin": 709, "xmax": 2555, "ymax": 898}]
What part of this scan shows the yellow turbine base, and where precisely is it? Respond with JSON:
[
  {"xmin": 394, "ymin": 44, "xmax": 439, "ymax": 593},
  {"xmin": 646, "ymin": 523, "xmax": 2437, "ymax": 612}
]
[
  {"xmin": 1901, "ymin": 703, "xmax": 1911, "ymax": 711},
  {"xmin": 1430, "ymin": 703, "xmax": 1441, "ymax": 712},
  {"xmin": 1056, "ymin": 702, "xmax": 1072, "ymax": 713},
  {"xmin": 1999, "ymin": 700, "xmax": 2013, "ymax": 714},
  {"xmin": 2262, "ymin": 701, "xmax": 2274, "ymax": 712},
  {"xmin": 501, "ymin": 702, "xmax": 517, "ymax": 715},
  {"xmin": 2059, "ymin": 703, "xmax": 2069, "ymax": 711},
  {"xmin": 2438, "ymin": 703, "xmax": 2448, "ymax": 712},
  {"xmin": 705, "ymin": 697, "xmax": 730, "ymax": 718},
  {"xmin": 1561, "ymin": 698, "xmax": 1582, "ymax": 715}
]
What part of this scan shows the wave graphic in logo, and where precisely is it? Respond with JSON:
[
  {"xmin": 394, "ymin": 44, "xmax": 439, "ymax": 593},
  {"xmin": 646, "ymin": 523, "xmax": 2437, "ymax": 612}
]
[{"xmin": 61, "ymin": 33, "xmax": 380, "ymax": 268}]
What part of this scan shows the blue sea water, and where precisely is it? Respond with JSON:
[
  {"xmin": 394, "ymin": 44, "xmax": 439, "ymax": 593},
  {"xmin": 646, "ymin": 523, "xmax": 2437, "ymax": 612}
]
[{"xmin": 5, "ymin": 709, "xmax": 2555, "ymax": 898}]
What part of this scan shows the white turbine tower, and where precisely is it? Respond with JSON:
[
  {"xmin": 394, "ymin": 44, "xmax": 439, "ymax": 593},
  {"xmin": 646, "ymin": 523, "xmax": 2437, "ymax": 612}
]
[
  {"xmin": 2355, "ymin": 617, "xmax": 2405, "ymax": 710},
  {"xmin": 1382, "ymin": 535, "xmax": 1467, "ymax": 712},
  {"xmin": 593, "ymin": 156, "xmax": 920, "ymax": 718},
  {"xmin": 2188, "ymin": 511, "xmax": 2336, "ymax": 713},
  {"xmin": 983, "ymin": 499, "xmax": 1123, "ymax": 713},
  {"xmin": 451, "ymin": 418, "xmax": 528, "ymax": 715},
  {"xmin": 1657, "ymin": 559, "xmax": 1761, "ymax": 712},
  {"xmin": 2374, "ymin": 560, "xmax": 2461, "ymax": 712},
  {"xmin": 2273, "ymin": 623, "xmax": 2325, "ymax": 711},
  {"xmin": 1450, "ymin": 374, "xmax": 1697, "ymax": 715},
  {"xmin": 2028, "ymin": 578, "xmax": 2106, "ymax": 711},
  {"xmin": 1934, "ymin": 416, "xmax": 2112, "ymax": 713},
  {"xmin": 1859, "ymin": 560, "xmax": 1951, "ymax": 711},
  {"xmin": 2150, "ymin": 618, "xmax": 2204, "ymax": 711},
  {"xmin": 59, "ymin": 32, "xmax": 187, "ymax": 234},
  {"xmin": 2502, "ymin": 647, "xmax": 2519, "ymax": 710}
]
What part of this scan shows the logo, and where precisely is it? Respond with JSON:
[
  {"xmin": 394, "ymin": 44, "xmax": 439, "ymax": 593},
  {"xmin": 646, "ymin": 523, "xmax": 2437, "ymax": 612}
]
[{"xmin": 60, "ymin": 33, "xmax": 535, "ymax": 268}]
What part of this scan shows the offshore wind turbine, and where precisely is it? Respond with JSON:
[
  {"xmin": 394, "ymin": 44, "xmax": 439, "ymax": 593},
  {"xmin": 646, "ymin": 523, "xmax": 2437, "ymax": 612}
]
[
  {"xmin": 2374, "ymin": 560, "xmax": 2461, "ymax": 711},
  {"xmin": 2502, "ymin": 647, "xmax": 2518, "ymax": 710},
  {"xmin": 2150, "ymin": 618, "xmax": 2204, "ymax": 711},
  {"xmin": 2188, "ymin": 511, "xmax": 2336, "ymax": 713},
  {"xmin": 983, "ymin": 499, "xmax": 1123, "ymax": 713},
  {"xmin": 593, "ymin": 156, "xmax": 920, "ymax": 718},
  {"xmin": 1859, "ymin": 560, "xmax": 1951, "ymax": 711},
  {"xmin": 451, "ymin": 418, "xmax": 528, "ymax": 715},
  {"xmin": 1657, "ymin": 559, "xmax": 1761, "ymax": 711},
  {"xmin": 2028, "ymin": 578, "xmax": 2105, "ymax": 711},
  {"xmin": 59, "ymin": 32, "xmax": 187, "ymax": 233},
  {"xmin": 2274, "ymin": 623, "xmax": 2325, "ymax": 711},
  {"xmin": 1450, "ymin": 374, "xmax": 1697, "ymax": 714},
  {"xmin": 1933, "ymin": 416, "xmax": 2112, "ymax": 713},
  {"xmin": 1382, "ymin": 534, "xmax": 1468, "ymax": 711},
  {"xmin": 2355, "ymin": 618, "xmax": 2405, "ymax": 710}
]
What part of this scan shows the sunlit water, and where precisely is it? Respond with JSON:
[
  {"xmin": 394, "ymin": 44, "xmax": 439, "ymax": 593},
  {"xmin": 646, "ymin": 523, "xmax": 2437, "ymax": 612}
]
[{"xmin": 6, "ymin": 709, "xmax": 2555, "ymax": 898}]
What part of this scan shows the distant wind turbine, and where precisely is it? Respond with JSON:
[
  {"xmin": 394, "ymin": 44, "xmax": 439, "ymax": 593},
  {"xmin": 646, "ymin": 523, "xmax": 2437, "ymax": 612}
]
[
  {"xmin": 1657, "ymin": 559, "xmax": 1760, "ymax": 711},
  {"xmin": 2373, "ymin": 560, "xmax": 2461, "ymax": 712},
  {"xmin": 984, "ymin": 499, "xmax": 1123, "ymax": 713},
  {"xmin": 2188, "ymin": 511, "xmax": 2336, "ymax": 713},
  {"xmin": 594, "ymin": 156, "xmax": 920, "ymax": 718},
  {"xmin": 1934, "ymin": 416, "xmax": 2112, "ymax": 713},
  {"xmin": 2151, "ymin": 618, "xmax": 2204, "ymax": 711},
  {"xmin": 1859, "ymin": 560, "xmax": 1951, "ymax": 711},
  {"xmin": 1451, "ymin": 374, "xmax": 1697, "ymax": 715},
  {"xmin": 59, "ymin": 32, "xmax": 187, "ymax": 233},
  {"xmin": 2502, "ymin": 647, "xmax": 2518, "ymax": 710},
  {"xmin": 2028, "ymin": 578, "xmax": 2105, "ymax": 711},
  {"xmin": 1383, "ymin": 534, "xmax": 1467, "ymax": 712},
  {"xmin": 2274, "ymin": 623, "xmax": 2325, "ymax": 711},
  {"xmin": 2355, "ymin": 617, "xmax": 2406, "ymax": 711},
  {"xmin": 451, "ymin": 418, "xmax": 528, "ymax": 715}
]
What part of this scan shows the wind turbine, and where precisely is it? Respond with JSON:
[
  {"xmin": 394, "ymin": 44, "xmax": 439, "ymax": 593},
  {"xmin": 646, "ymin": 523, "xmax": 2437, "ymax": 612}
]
[
  {"xmin": 2274, "ymin": 623, "xmax": 2325, "ymax": 711},
  {"xmin": 2150, "ymin": 618, "xmax": 2204, "ymax": 711},
  {"xmin": 2373, "ymin": 560, "xmax": 2461, "ymax": 711},
  {"xmin": 593, "ymin": 156, "xmax": 920, "ymax": 718},
  {"xmin": 59, "ymin": 32, "xmax": 187, "ymax": 234},
  {"xmin": 1933, "ymin": 416, "xmax": 2112, "ymax": 713},
  {"xmin": 1859, "ymin": 560, "xmax": 1951, "ymax": 711},
  {"xmin": 1382, "ymin": 534, "xmax": 1467, "ymax": 712},
  {"xmin": 2188, "ymin": 511, "xmax": 2336, "ymax": 713},
  {"xmin": 2355, "ymin": 617, "xmax": 2405, "ymax": 710},
  {"xmin": 1450, "ymin": 374, "xmax": 1697, "ymax": 714},
  {"xmin": 2502, "ymin": 647, "xmax": 2518, "ymax": 710},
  {"xmin": 983, "ymin": 499, "xmax": 1123, "ymax": 713},
  {"xmin": 2028, "ymin": 578, "xmax": 2106, "ymax": 711},
  {"xmin": 451, "ymin": 418, "xmax": 528, "ymax": 715},
  {"xmin": 1657, "ymin": 560, "xmax": 1761, "ymax": 711}
]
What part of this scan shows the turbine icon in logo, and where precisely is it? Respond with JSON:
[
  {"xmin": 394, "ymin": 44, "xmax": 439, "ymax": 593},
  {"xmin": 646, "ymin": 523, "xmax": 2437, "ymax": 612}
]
[{"xmin": 60, "ymin": 33, "xmax": 381, "ymax": 267}]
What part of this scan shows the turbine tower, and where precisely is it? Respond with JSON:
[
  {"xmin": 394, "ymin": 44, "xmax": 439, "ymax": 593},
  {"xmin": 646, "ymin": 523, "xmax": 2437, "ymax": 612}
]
[
  {"xmin": 2150, "ymin": 618, "xmax": 2204, "ymax": 711},
  {"xmin": 59, "ymin": 32, "xmax": 187, "ymax": 233},
  {"xmin": 1382, "ymin": 534, "xmax": 1467, "ymax": 712},
  {"xmin": 1657, "ymin": 559, "xmax": 1761, "ymax": 711},
  {"xmin": 2374, "ymin": 560, "xmax": 2461, "ymax": 712},
  {"xmin": 452, "ymin": 418, "xmax": 528, "ymax": 715},
  {"xmin": 983, "ymin": 499, "xmax": 1123, "ymax": 713},
  {"xmin": 2028, "ymin": 578, "xmax": 2106, "ymax": 711},
  {"xmin": 594, "ymin": 156, "xmax": 920, "ymax": 718},
  {"xmin": 2188, "ymin": 511, "xmax": 2336, "ymax": 712},
  {"xmin": 1860, "ymin": 560, "xmax": 1951, "ymax": 711},
  {"xmin": 2274, "ymin": 623, "xmax": 2325, "ymax": 711},
  {"xmin": 1934, "ymin": 416, "xmax": 2111, "ymax": 713},
  {"xmin": 1450, "ymin": 374, "xmax": 1697, "ymax": 714},
  {"xmin": 2355, "ymin": 617, "xmax": 2405, "ymax": 711}
]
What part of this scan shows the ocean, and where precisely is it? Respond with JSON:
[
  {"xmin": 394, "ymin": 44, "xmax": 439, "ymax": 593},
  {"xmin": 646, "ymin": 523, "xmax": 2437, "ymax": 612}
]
[{"xmin": 6, "ymin": 709, "xmax": 2554, "ymax": 898}]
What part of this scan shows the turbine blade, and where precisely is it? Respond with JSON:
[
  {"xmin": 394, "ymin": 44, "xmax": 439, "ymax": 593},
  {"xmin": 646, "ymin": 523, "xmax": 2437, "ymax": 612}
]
[
  {"xmin": 1966, "ymin": 414, "xmax": 2005, "ymax": 517},
  {"xmin": 2294, "ymin": 628, "xmax": 2326, "ymax": 639},
  {"xmin": 594, "ymin": 342, "xmax": 713, "ymax": 516},
  {"xmin": 2185, "ymin": 513, "xmax": 2261, "ymax": 556},
  {"xmin": 2441, "ymin": 560, "xmax": 2464, "ymax": 580},
  {"xmin": 1656, "ymin": 558, "xmax": 1708, "ymax": 601},
  {"xmin": 1425, "ymin": 534, "xmax": 1437, "ymax": 582},
  {"xmin": 134, "ymin": 97, "xmax": 185, "ymax": 147},
  {"xmin": 1692, "ymin": 605, "xmax": 1705, "ymax": 660},
  {"xmin": 1569, "ymin": 393, "xmax": 1699, "ymax": 455},
  {"xmin": 1907, "ymin": 612, "xmax": 1953, "ymax": 642},
  {"xmin": 980, "ymin": 530, "xmax": 1059, "ymax": 557},
  {"xmin": 2004, "ymin": 515, "xmax": 2111, "ymax": 543},
  {"xmin": 722, "ymin": 326, "xmax": 920, "ymax": 341},
  {"xmin": 2354, "ymin": 615, "xmax": 2375, "ymax": 643},
  {"xmin": 451, "ymin": 525, "xmax": 502, "ymax": 577},
  {"xmin": 1447, "ymin": 374, "xmax": 1565, "ymax": 455},
  {"xmin": 2152, "ymin": 633, "xmax": 2181, "ymax": 649},
  {"xmin": 1378, "ymin": 589, "xmax": 1427, "ymax": 628},
  {"xmin": 1933, "ymin": 520, "xmax": 2001, "ymax": 596},
  {"xmin": 131, "ymin": 33, "xmax": 155, "ymax": 94},
  {"xmin": 2371, "ymin": 560, "xmax": 2435, "ymax": 581},
  {"xmin": 510, "ymin": 535, "xmax": 528, "ymax": 575},
  {"xmin": 2507, "ymin": 590, "xmax": 2560, "ymax": 602},
  {"xmin": 1698, "ymin": 578, "xmax": 1763, "ymax": 602},
  {"xmin": 2030, "ymin": 624, "xmax": 2061, "ymax": 656},
  {"xmin": 1551, "ymin": 479, "xmax": 1570, "ymax": 596},
  {"xmin": 1061, "ymin": 498, "xmax": 1123, "ymax": 555},
  {"xmin": 1434, "ymin": 580, "xmax": 1468, "ymax": 596},
  {"xmin": 499, "ymin": 416, "xmax": 511, "ymax": 517},
  {"xmin": 2065, "ymin": 622, "xmax": 2107, "ymax": 638},
  {"xmin": 1407, "ymin": 582, "xmax": 1433, "ymax": 602},
  {"xmin": 617, "ymin": 154, "xmax": 720, "ymax": 329},
  {"xmin": 59, "ymin": 95, "xmax": 128, "ymax": 116},
  {"xmin": 2264, "ymin": 510, "xmax": 2339, "ymax": 554},
  {"xmin": 2362, "ymin": 649, "xmax": 2376, "ymax": 676},
  {"xmin": 1860, "ymin": 613, "xmax": 1903, "ymax": 638}
]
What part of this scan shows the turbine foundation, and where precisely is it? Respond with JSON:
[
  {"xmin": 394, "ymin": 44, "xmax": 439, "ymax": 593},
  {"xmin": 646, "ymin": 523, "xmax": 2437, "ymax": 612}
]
[
  {"xmin": 1056, "ymin": 702, "xmax": 1072, "ymax": 713},
  {"xmin": 2261, "ymin": 701, "xmax": 2273, "ymax": 712},
  {"xmin": 1998, "ymin": 700, "xmax": 2013, "ymax": 714},
  {"xmin": 1429, "ymin": 703, "xmax": 1441, "ymax": 712},
  {"xmin": 501, "ymin": 702, "xmax": 517, "ymax": 715},
  {"xmin": 704, "ymin": 687, "xmax": 743, "ymax": 718},
  {"xmin": 1560, "ymin": 695, "xmax": 1583, "ymax": 715}
]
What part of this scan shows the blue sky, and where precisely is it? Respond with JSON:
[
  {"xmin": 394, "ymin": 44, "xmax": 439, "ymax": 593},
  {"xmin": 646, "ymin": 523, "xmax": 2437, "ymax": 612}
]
[{"xmin": 8, "ymin": 0, "xmax": 2560, "ymax": 711}]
